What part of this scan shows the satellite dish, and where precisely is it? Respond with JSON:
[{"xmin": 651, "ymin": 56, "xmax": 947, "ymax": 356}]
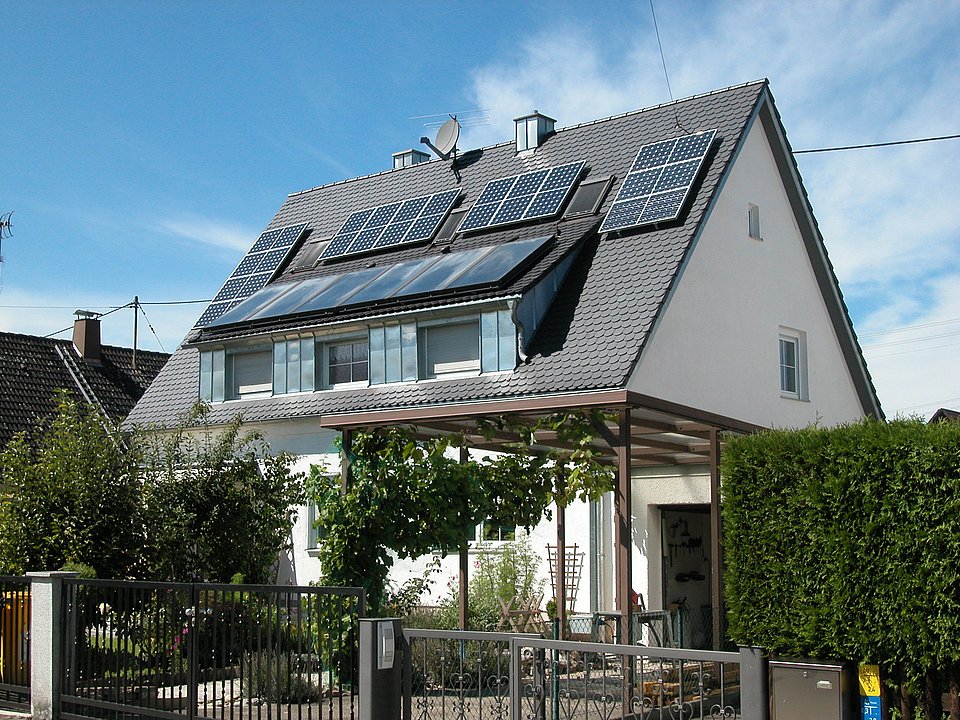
[
  {"xmin": 420, "ymin": 116, "xmax": 461, "ymax": 160},
  {"xmin": 435, "ymin": 118, "xmax": 460, "ymax": 156}
]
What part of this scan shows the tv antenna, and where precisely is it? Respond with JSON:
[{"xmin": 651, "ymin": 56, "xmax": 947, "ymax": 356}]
[{"xmin": 0, "ymin": 212, "xmax": 12, "ymax": 292}]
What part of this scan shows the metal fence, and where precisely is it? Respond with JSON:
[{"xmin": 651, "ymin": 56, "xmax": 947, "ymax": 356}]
[
  {"xmin": 0, "ymin": 576, "xmax": 31, "ymax": 711},
  {"xmin": 60, "ymin": 579, "xmax": 365, "ymax": 720},
  {"xmin": 403, "ymin": 628, "xmax": 541, "ymax": 720},
  {"xmin": 510, "ymin": 636, "xmax": 744, "ymax": 720}
]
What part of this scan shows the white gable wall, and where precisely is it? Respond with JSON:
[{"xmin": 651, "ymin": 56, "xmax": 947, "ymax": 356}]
[{"xmin": 628, "ymin": 115, "xmax": 865, "ymax": 428}]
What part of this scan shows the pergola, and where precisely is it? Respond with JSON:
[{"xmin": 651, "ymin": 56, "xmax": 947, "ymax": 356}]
[{"xmin": 320, "ymin": 388, "xmax": 761, "ymax": 647}]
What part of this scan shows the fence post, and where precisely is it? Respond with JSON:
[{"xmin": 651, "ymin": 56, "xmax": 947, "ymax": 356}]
[
  {"xmin": 359, "ymin": 618, "xmax": 401, "ymax": 720},
  {"xmin": 26, "ymin": 571, "xmax": 78, "ymax": 720},
  {"xmin": 739, "ymin": 645, "xmax": 769, "ymax": 720}
]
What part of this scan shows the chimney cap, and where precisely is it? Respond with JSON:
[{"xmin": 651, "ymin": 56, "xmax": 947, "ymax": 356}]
[{"xmin": 74, "ymin": 309, "xmax": 99, "ymax": 320}]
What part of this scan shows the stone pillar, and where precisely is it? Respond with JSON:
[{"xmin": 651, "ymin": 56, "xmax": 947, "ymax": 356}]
[
  {"xmin": 359, "ymin": 618, "xmax": 402, "ymax": 720},
  {"xmin": 27, "ymin": 571, "xmax": 78, "ymax": 720}
]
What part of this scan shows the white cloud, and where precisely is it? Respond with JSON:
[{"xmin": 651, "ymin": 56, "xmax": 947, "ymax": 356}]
[
  {"xmin": 464, "ymin": 0, "xmax": 960, "ymax": 419},
  {"xmin": 155, "ymin": 217, "xmax": 257, "ymax": 253}
]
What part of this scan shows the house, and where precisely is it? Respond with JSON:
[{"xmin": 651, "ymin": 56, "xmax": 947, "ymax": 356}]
[
  {"xmin": 0, "ymin": 313, "xmax": 169, "ymax": 448},
  {"xmin": 929, "ymin": 408, "xmax": 960, "ymax": 423},
  {"xmin": 128, "ymin": 79, "xmax": 881, "ymax": 643}
]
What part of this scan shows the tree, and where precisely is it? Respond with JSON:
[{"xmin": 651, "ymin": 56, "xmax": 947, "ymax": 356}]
[
  {"xmin": 137, "ymin": 403, "xmax": 305, "ymax": 583},
  {"xmin": 0, "ymin": 392, "xmax": 141, "ymax": 577},
  {"xmin": 0, "ymin": 396, "xmax": 304, "ymax": 583},
  {"xmin": 309, "ymin": 411, "xmax": 614, "ymax": 617}
]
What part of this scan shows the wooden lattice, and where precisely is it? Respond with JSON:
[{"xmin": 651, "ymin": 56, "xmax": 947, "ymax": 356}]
[{"xmin": 546, "ymin": 544, "xmax": 583, "ymax": 610}]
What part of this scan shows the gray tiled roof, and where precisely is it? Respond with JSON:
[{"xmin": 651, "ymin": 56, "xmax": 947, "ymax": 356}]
[
  {"xmin": 0, "ymin": 332, "xmax": 169, "ymax": 447},
  {"xmin": 128, "ymin": 81, "xmax": 767, "ymax": 428}
]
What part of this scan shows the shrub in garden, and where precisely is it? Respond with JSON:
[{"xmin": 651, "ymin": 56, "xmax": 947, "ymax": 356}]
[{"xmin": 722, "ymin": 418, "xmax": 960, "ymax": 718}]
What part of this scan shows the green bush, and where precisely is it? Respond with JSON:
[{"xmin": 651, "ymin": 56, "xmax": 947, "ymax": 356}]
[
  {"xmin": 242, "ymin": 651, "xmax": 323, "ymax": 702},
  {"xmin": 441, "ymin": 532, "xmax": 544, "ymax": 631},
  {"xmin": 722, "ymin": 418, "xmax": 960, "ymax": 715}
]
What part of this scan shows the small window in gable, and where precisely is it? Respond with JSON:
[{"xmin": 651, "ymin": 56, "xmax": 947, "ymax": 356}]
[
  {"xmin": 418, "ymin": 319, "xmax": 480, "ymax": 379},
  {"xmin": 748, "ymin": 204, "xmax": 762, "ymax": 240},
  {"xmin": 779, "ymin": 329, "xmax": 807, "ymax": 400},
  {"xmin": 227, "ymin": 347, "xmax": 272, "ymax": 400}
]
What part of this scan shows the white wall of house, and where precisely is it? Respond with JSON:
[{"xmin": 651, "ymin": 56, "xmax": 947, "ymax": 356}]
[{"xmin": 628, "ymin": 116, "xmax": 866, "ymax": 429}]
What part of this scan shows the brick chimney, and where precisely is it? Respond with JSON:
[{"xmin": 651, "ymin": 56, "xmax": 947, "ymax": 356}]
[{"xmin": 72, "ymin": 311, "xmax": 102, "ymax": 364}]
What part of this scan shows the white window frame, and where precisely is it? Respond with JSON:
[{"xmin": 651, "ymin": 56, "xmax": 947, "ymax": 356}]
[
  {"xmin": 779, "ymin": 329, "xmax": 808, "ymax": 400},
  {"xmin": 319, "ymin": 335, "xmax": 370, "ymax": 389},
  {"xmin": 748, "ymin": 203, "xmax": 762, "ymax": 240}
]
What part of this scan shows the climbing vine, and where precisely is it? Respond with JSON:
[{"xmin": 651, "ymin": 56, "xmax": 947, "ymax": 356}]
[{"xmin": 308, "ymin": 410, "xmax": 614, "ymax": 614}]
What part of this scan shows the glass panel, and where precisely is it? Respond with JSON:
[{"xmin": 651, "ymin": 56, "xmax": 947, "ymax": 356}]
[
  {"xmin": 397, "ymin": 247, "xmax": 492, "ymax": 297},
  {"xmin": 329, "ymin": 363, "xmax": 352, "ymax": 385},
  {"xmin": 384, "ymin": 325, "xmax": 401, "ymax": 384},
  {"xmin": 780, "ymin": 338, "xmax": 797, "ymax": 393},
  {"xmin": 298, "ymin": 267, "xmax": 386, "ymax": 313},
  {"xmin": 300, "ymin": 337, "xmax": 315, "ymax": 392},
  {"xmin": 250, "ymin": 274, "xmax": 341, "ymax": 320},
  {"xmin": 369, "ymin": 327, "xmax": 385, "ymax": 385},
  {"xmin": 480, "ymin": 311, "xmax": 499, "ymax": 373},
  {"xmin": 273, "ymin": 341, "xmax": 287, "ymax": 394},
  {"xmin": 211, "ymin": 281, "xmax": 293, "ymax": 326},
  {"xmin": 211, "ymin": 349, "xmax": 225, "ymax": 403},
  {"xmin": 286, "ymin": 339, "xmax": 301, "ymax": 393},
  {"xmin": 199, "ymin": 351, "xmax": 213, "ymax": 401},
  {"xmin": 345, "ymin": 258, "xmax": 436, "ymax": 305},
  {"xmin": 448, "ymin": 236, "xmax": 551, "ymax": 290},
  {"xmin": 498, "ymin": 308, "xmax": 516, "ymax": 370},
  {"xmin": 401, "ymin": 322, "xmax": 417, "ymax": 381},
  {"xmin": 352, "ymin": 341, "xmax": 369, "ymax": 382}
]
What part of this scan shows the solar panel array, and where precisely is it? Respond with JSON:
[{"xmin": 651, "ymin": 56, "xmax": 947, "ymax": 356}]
[
  {"xmin": 318, "ymin": 189, "xmax": 460, "ymax": 262},
  {"xmin": 458, "ymin": 161, "xmax": 584, "ymax": 233},
  {"xmin": 599, "ymin": 129, "xmax": 716, "ymax": 233},
  {"xmin": 210, "ymin": 235, "xmax": 553, "ymax": 328},
  {"xmin": 195, "ymin": 223, "xmax": 307, "ymax": 327}
]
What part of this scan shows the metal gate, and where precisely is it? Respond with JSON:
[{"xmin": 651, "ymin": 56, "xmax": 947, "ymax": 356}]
[
  {"xmin": 0, "ymin": 576, "xmax": 31, "ymax": 711},
  {"xmin": 60, "ymin": 578, "xmax": 364, "ymax": 720}
]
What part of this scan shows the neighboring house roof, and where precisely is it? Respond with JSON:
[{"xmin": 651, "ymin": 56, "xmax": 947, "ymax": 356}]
[
  {"xmin": 0, "ymin": 330, "xmax": 169, "ymax": 447},
  {"xmin": 929, "ymin": 408, "xmax": 960, "ymax": 424},
  {"xmin": 128, "ymin": 79, "xmax": 881, "ymax": 429}
]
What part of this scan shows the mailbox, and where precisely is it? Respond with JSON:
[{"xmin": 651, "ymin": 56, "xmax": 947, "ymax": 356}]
[{"xmin": 770, "ymin": 659, "xmax": 852, "ymax": 720}]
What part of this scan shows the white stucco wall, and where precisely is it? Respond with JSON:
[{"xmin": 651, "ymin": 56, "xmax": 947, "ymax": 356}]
[{"xmin": 629, "ymin": 117, "xmax": 866, "ymax": 428}]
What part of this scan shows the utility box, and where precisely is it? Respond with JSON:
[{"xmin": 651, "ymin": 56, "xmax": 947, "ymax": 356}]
[
  {"xmin": 359, "ymin": 618, "xmax": 401, "ymax": 720},
  {"xmin": 770, "ymin": 659, "xmax": 852, "ymax": 720}
]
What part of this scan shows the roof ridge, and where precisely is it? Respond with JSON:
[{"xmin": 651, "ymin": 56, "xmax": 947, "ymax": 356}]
[{"xmin": 285, "ymin": 79, "xmax": 769, "ymax": 201}]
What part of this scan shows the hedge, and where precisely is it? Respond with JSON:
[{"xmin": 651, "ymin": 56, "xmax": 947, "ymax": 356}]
[{"xmin": 721, "ymin": 418, "xmax": 960, "ymax": 703}]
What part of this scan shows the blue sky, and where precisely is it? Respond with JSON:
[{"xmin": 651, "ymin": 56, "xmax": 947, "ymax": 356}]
[{"xmin": 2, "ymin": 1, "xmax": 958, "ymax": 418}]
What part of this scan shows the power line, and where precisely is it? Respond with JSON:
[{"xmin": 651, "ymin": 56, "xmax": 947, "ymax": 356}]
[
  {"xmin": 858, "ymin": 316, "xmax": 960, "ymax": 338},
  {"xmin": 1, "ymin": 298, "xmax": 209, "ymax": 309},
  {"xmin": 794, "ymin": 132, "xmax": 960, "ymax": 155}
]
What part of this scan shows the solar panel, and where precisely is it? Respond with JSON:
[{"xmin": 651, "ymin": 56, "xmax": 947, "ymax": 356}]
[
  {"xmin": 599, "ymin": 129, "xmax": 716, "ymax": 233},
  {"xmin": 318, "ymin": 189, "xmax": 460, "ymax": 262},
  {"xmin": 459, "ymin": 161, "xmax": 585, "ymax": 233},
  {"xmin": 193, "ymin": 223, "xmax": 307, "ymax": 327},
  {"xmin": 208, "ymin": 236, "xmax": 554, "ymax": 328}
]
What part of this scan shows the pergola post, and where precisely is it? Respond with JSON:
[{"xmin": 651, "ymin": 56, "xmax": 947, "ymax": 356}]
[
  {"xmin": 459, "ymin": 444, "xmax": 469, "ymax": 630},
  {"xmin": 615, "ymin": 407, "xmax": 633, "ymax": 645},
  {"xmin": 556, "ymin": 504, "xmax": 567, "ymax": 639},
  {"xmin": 340, "ymin": 428, "xmax": 353, "ymax": 493},
  {"xmin": 709, "ymin": 428, "xmax": 723, "ymax": 649}
]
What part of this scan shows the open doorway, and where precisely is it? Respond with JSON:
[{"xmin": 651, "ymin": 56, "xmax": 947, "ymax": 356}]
[{"xmin": 660, "ymin": 505, "xmax": 712, "ymax": 649}]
